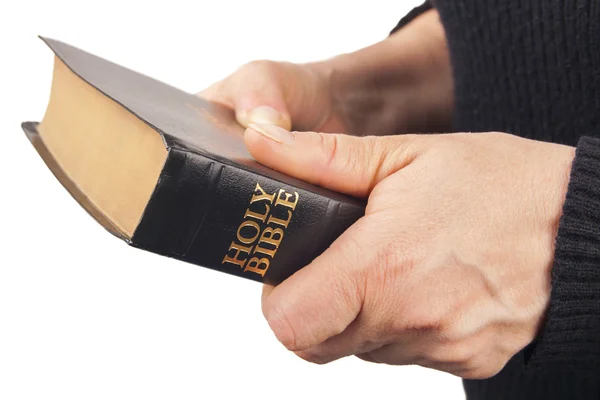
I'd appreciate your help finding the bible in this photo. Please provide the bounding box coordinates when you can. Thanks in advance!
[22,37,365,285]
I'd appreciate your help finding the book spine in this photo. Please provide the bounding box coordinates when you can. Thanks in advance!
[131,148,365,285]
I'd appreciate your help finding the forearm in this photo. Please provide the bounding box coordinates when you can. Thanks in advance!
[313,9,453,135]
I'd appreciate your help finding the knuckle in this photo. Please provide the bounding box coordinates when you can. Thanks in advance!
[459,368,486,380]
[459,360,504,380]
[238,59,279,76]
[263,302,304,351]
[331,134,370,173]
[309,132,347,189]
[315,133,377,195]
[429,342,475,365]
[457,353,507,380]
[436,313,468,343]
[318,132,341,170]
[296,349,331,365]
[398,297,466,343]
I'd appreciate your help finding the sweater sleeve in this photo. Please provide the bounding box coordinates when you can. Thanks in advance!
[389,2,433,35]
[527,136,600,369]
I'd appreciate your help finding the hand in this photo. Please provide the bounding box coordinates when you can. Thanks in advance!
[197,60,348,133]
[244,123,575,379]
[198,10,453,135]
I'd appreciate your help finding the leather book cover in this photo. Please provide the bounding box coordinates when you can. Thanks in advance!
[22,38,366,285]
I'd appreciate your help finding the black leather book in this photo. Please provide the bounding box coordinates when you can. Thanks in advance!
[22,38,365,285]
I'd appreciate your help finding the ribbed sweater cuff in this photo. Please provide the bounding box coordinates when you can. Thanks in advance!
[528,136,600,368]
[390,2,433,35]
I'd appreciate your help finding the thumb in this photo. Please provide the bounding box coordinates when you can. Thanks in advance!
[245,123,418,198]
[235,101,292,132]
[198,66,292,130]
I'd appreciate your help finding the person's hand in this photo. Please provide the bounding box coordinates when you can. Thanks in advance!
[197,60,348,133]
[198,10,453,135]
[244,123,576,379]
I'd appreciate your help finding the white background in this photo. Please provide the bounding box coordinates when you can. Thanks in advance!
[1,1,464,399]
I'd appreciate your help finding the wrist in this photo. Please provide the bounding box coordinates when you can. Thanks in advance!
[542,143,575,251]
[526,141,575,335]
[526,137,600,367]
[313,10,453,135]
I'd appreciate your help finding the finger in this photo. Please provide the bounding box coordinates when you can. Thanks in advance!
[296,313,424,365]
[358,329,506,379]
[245,123,422,198]
[197,63,292,130]
[261,219,372,352]
[355,352,378,363]
[360,342,423,366]
[293,317,380,364]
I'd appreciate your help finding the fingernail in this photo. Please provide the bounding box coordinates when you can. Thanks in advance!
[248,122,295,145]
[246,106,292,130]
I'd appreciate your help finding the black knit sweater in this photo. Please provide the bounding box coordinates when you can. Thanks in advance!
[393,2,600,399]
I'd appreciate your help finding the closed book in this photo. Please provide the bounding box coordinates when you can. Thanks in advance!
[22,37,365,285]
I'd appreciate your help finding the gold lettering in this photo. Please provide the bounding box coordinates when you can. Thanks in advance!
[267,210,293,228]
[250,183,276,205]
[244,204,270,223]
[253,227,285,257]
[244,257,270,277]
[275,189,299,210]
[236,220,261,244]
[222,242,252,268]
[259,227,284,248]
[254,244,277,258]
[222,182,301,277]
